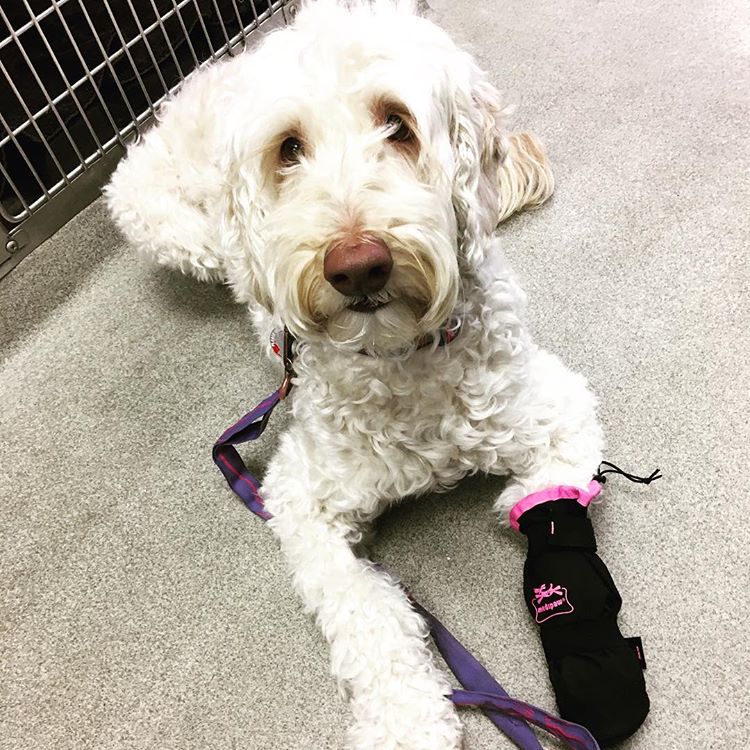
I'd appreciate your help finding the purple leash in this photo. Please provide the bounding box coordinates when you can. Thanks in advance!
[212,336,599,750]
[412,602,598,750]
[212,389,280,521]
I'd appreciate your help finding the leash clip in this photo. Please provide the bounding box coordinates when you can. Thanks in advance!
[279,326,296,399]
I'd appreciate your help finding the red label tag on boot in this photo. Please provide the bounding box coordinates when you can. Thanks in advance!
[626,636,647,670]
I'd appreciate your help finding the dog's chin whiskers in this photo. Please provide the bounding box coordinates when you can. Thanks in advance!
[345,291,392,313]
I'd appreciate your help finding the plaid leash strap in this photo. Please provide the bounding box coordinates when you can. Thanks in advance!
[213,384,600,750]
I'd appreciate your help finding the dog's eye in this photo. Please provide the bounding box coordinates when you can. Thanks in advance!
[280,137,304,164]
[385,114,413,143]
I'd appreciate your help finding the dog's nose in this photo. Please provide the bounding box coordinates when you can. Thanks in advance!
[324,238,393,297]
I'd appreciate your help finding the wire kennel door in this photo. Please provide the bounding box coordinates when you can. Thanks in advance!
[0,0,295,280]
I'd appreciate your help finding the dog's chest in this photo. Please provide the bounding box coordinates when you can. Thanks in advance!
[295,342,525,488]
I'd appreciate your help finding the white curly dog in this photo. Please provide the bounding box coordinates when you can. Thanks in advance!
[106,1,603,747]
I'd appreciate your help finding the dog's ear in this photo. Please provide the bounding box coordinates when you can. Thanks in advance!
[450,75,508,268]
[451,72,554,266]
[497,131,555,224]
[216,140,275,313]
[104,63,232,282]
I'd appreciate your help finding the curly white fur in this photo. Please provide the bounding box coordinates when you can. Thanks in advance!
[106,2,601,748]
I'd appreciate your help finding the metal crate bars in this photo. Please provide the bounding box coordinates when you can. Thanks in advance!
[0,0,294,279]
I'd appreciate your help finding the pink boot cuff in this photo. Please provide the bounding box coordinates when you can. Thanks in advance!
[509,480,603,532]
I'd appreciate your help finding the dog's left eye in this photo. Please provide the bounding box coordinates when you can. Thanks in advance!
[280,137,304,164]
[385,114,413,143]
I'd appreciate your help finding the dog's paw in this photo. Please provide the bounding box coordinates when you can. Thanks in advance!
[345,679,463,750]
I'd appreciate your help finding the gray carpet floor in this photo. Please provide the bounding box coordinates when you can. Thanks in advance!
[1,0,749,748]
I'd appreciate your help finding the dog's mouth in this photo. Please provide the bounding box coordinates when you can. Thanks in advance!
[347,298,391,314]
[323,295,434,353]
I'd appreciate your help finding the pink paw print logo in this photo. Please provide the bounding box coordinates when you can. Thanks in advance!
[531,583,575,624]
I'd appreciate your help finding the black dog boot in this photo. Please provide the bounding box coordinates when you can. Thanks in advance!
[513,482,650,747]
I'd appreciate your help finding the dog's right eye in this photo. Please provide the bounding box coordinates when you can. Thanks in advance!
[280,137,304,164]
[385,114,413,143]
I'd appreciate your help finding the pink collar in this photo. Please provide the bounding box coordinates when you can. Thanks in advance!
[270,316,463,359]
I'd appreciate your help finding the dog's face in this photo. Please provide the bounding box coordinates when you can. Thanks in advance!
[107,1,513,354]
[236,77,459,355]
[218,2,506,353]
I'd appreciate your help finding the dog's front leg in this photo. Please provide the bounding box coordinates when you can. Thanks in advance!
[493,347,604,516]
[262,427,462,750]
[489,348,650,744]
